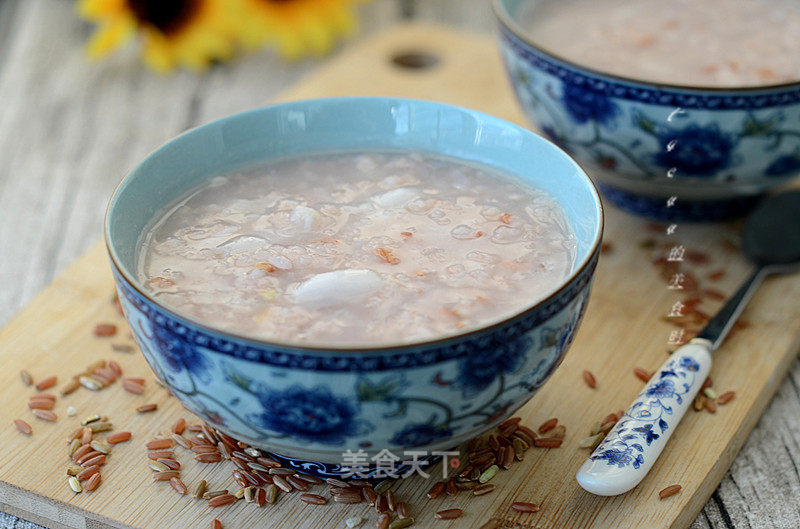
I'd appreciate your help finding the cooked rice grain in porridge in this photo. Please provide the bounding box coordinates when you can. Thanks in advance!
[137,152,576,346]
[521,0,800,87]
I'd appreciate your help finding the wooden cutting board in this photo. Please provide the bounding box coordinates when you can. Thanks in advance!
[1,24,799,529]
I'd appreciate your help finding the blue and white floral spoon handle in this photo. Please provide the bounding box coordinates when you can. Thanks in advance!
[576,339,712,496]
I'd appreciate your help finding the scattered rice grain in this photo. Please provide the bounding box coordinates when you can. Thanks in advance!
[208,493,237,507]
[435,508,463,520]
[107,431,131,444]
[203,489,228,500]
[478,465,499,484]
[194,479,208,499]
[148,461,170,472]
[79,376,102,391]
[170,477,188,494]
[94,324,117,337]
[32,409,57,422]
[718,391,735,405]
[376,513,391,529]
[659,484,682,499]
[511,501,539,513]
[146,438,173,450]
[35,376,57,391]
[76,465,100,481]
[90,440,111,454]
[14,419,32,435]
[85,472,102,492]
[172,418,186,435]
[20,370,33,386]
[538,418,557,433]
[299,493,327,505]
[152,470,180,481]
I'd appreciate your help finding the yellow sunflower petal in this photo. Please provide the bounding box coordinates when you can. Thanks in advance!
[237,0,365,60]
[141,36,176,73]
[77,0,126,19]
[86,16,135,59]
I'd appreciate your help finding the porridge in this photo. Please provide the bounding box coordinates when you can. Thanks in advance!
[137,152,576,346]
[520,0,800,87]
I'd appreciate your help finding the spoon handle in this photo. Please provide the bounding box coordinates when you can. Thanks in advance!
[576,339,712,496]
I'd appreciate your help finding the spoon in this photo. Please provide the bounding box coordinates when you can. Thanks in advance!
[576,190,800,496]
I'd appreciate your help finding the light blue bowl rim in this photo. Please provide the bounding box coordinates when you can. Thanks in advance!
[105,96,603,353]
[492,0,800,93]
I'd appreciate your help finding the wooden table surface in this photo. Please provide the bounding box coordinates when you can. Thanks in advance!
[0,1,798,528]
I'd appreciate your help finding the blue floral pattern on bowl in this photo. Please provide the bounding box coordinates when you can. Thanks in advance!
[494,0,800,220]
[114,252,596,478]
[105,97,603,479]
[589,355,700,470]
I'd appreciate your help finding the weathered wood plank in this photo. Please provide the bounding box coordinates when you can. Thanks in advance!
[0,1,799,528]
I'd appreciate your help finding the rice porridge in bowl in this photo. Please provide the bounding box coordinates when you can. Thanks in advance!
[106,98,602,476]
[520,0,800,87]
[138,152,576,346]
[494,0,800,221]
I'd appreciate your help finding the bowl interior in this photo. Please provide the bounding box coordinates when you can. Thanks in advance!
[494,0,800,92]
[106,97,602,343]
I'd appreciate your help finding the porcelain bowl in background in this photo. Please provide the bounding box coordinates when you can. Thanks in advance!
[105,97,603,478]
[493,0,800,221]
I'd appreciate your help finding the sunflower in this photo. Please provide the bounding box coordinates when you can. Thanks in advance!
[78,0,238,72]
[236,0,364,59]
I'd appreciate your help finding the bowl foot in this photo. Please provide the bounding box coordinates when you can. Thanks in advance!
[598,183,761,222]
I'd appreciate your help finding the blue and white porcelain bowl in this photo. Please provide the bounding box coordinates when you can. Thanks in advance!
[493,0,800,221]
[105,97,603,479]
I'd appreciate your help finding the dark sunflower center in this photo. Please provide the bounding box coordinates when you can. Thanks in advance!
[126,0,200,35]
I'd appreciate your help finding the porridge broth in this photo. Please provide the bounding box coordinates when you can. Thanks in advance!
[137,152,576,346]
[520,0,800,87]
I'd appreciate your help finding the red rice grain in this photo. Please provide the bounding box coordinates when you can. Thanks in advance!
[32,409,57,422]
[435,508,463,520]
[146,439,173,450]
[538,418,557,433]
[426,481,445,499]
[76,465,100,481]
[170,477,188,494]
[35,376,57,391]
[208,494,237,507]
[172,418,186,435]
[718,391,736,405]
[299,493,327,505]
[107,431,131,444]
[659,484,682,499]
[84,472,102,492]
[534,437,562,448]
[94,324,118,337]
[13,419,32,435]
[634,367,652,382]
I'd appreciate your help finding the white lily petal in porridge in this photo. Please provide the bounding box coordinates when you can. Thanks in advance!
[520,0,800,87]
[137,151,576,346]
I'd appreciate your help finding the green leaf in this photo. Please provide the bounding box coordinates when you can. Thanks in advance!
[742,114,779,136]
[356,378,400,402]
